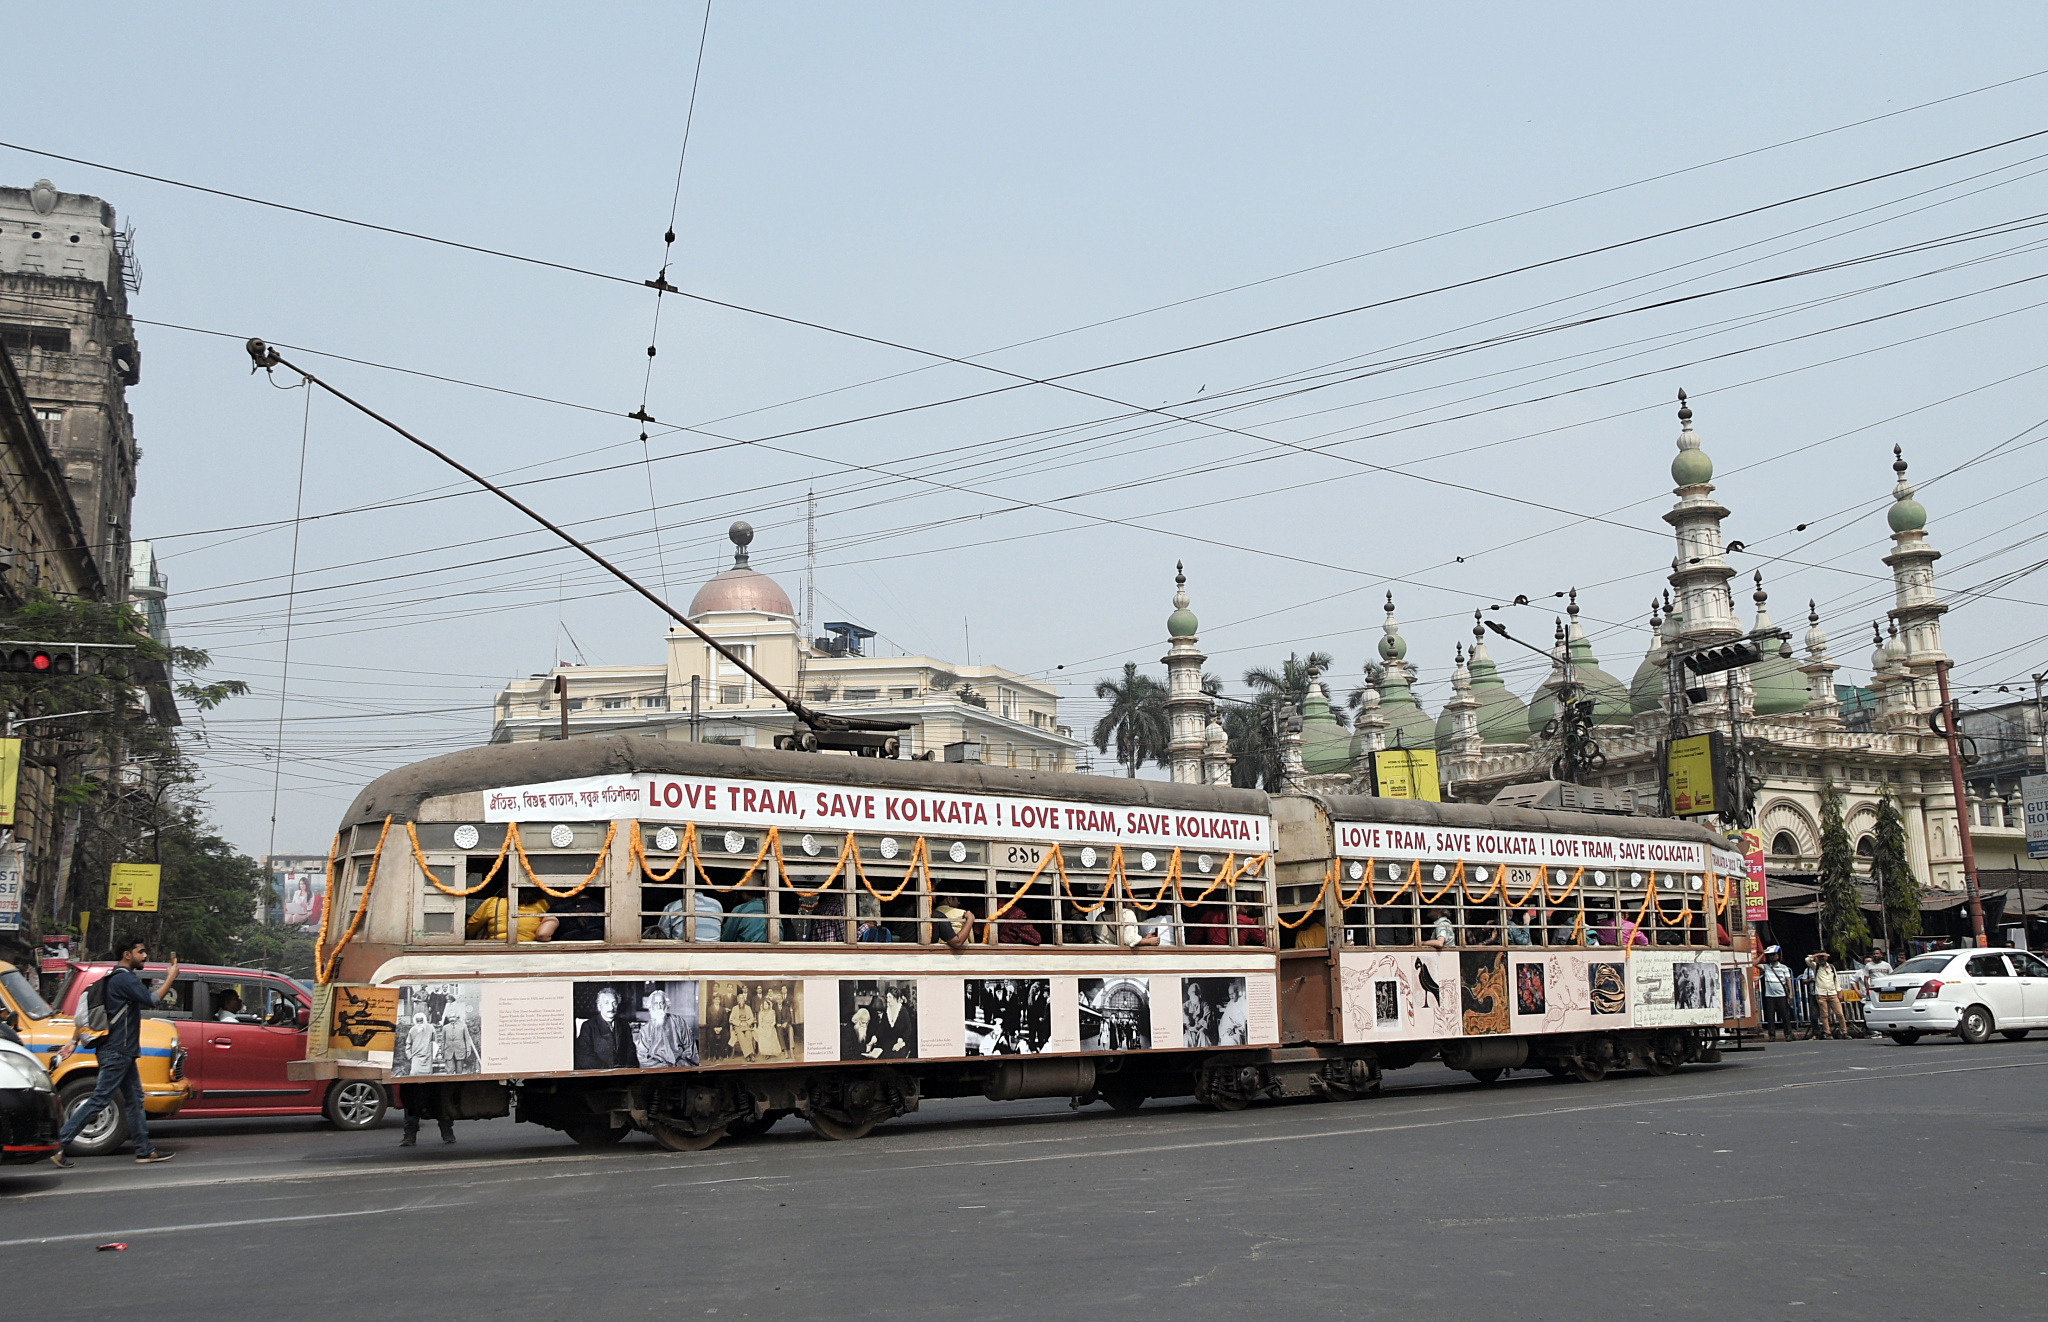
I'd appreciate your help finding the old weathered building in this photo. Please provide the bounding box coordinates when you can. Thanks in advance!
[0,178,141,601]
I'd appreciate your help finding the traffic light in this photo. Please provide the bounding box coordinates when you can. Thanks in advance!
[3,647,76,677]
[1683,640,1764,676]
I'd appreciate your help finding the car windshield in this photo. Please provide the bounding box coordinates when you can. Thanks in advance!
[1,969,55,1019]
[1893,954,1952,976]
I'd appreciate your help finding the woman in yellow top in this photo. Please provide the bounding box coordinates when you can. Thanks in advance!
[466,894,559,942]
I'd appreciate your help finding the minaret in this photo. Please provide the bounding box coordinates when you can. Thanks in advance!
[1798,600,1841,727]
[1161,562,1209,785]
[1203,706,1233,786]
[1663,390,1743,643]
[1443,642,1481,785]
[1882,445,1948,716]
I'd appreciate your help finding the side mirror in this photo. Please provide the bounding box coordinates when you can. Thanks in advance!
[295,1005,310,1029]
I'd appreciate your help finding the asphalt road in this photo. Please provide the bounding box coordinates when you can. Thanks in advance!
[4,1035,2043,1321]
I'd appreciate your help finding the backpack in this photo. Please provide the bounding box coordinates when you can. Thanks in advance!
[79,974,129,1041]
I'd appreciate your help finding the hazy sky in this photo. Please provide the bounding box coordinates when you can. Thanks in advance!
[6,3,2045,855]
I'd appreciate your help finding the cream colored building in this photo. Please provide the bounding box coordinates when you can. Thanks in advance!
[492,523,1082,769]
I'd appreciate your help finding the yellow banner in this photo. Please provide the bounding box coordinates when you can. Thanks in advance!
[108,862,162,913]
[1374,748,1441,802]
[0,737,18,826]
[1667,733,1717,817]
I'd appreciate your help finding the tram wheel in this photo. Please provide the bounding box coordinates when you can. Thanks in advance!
[1205,1093,1251,1112]
[1099,1084,1147,1113]
[564,1122,630,1147]
[728,1109,792,1139]
[1570,1060,1609,1083]
[1543,1064,1571,1079]
[648,1120,727,1152]
[1644,1056,1679,1077]
[807,1112,878,1141]
[1466,1068,1503,1085]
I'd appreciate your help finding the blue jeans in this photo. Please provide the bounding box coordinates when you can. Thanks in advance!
[58,1049,152,1155]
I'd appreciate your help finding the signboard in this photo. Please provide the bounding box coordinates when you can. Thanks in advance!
[38,937,71,975]
[1666,732,1723,817]
[1372,748,1441,802]
[108,861,162,913]
[0,737,20,827]
[1738,828,1768,923]
[2025,774,2048,860]
[483,772,1269,852]
[1333,819,1706,869]
[0,842,21,931]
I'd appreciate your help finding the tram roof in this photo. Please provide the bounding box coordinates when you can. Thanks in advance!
[339,737,1270,831]
[1292,792,1730,851]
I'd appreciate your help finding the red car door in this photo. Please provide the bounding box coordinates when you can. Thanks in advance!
[198,980,316,1109]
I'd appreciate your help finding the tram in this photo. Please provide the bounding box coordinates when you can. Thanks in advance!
[291,738,1756,1148]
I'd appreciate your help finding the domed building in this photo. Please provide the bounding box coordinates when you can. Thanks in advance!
[1355,594,1435,760]
[492,521,1081,769]
[1441,394,1976,902]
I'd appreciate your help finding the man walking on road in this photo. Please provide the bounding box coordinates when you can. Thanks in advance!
[50,936,179,1167]
[1758,948,1793,1041]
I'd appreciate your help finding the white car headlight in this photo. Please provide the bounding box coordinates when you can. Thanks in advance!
[0,1049,52,1091]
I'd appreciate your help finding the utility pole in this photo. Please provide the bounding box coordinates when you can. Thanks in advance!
[554,673,569,741]
[2035,671,2046,775]
[690,675,702,744]
[1935,660,1987,945]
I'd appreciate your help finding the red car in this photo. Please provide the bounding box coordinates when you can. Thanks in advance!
[53,962,389,1131]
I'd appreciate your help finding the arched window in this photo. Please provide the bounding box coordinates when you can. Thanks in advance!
[1856,836,1874,857]
[1770,831,1799,858]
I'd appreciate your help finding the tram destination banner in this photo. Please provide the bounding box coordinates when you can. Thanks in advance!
[1331,820,1706,870]
[483,771,1268,852]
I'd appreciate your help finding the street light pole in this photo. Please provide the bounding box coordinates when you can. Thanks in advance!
[1935,659,1987,945]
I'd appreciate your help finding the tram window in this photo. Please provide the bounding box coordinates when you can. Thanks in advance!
[930,865,989,947]
[989,880,1050,946]
[782,844,855,943]
[514,853,605,942]
[1057,848,1115,945]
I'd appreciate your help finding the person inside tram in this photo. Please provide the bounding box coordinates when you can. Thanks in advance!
[855,892,896,942]
[793,888,849,942]
[934,897,979,951]
[992,900,1043,946]
[1187,904,1265,946]
[549,889,606,942]
[1505,911,1534,946]
[722,897,771,942]
[467,889,558,942]
[658,890,723,941]
[1422,909,1456,949]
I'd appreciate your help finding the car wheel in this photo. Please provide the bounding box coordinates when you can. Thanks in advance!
[56,1076,127,1156]
[1888,1032,1921,1046]
[324,1080,388,1130]
[2000,1029,2031,1041]
[1958,1006,1993,1044]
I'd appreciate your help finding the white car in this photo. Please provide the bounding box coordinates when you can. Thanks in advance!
[1863,948,2048,1045]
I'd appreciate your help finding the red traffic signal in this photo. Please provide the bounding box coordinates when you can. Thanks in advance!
[5,648,75,676]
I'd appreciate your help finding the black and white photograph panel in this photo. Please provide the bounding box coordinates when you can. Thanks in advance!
[701,980,805,1065]
[633,980,699,1069]
[393,982,483,1079]
[1079,976,1152,1052]
[1181,976,1249,1048]
[572,981,644,1072]
[1672,961,1720,1011]
[840,978,918,1060]
[964,978,1053,1056]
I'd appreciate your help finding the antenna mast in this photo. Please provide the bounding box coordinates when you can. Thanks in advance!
[805,486,816,641]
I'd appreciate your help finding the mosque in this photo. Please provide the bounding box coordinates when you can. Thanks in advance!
[1161,394,2002,906]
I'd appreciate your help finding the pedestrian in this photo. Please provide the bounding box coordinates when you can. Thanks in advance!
[1757,946,1792,1042]
[1864,948,1893,977]
[50,936,179,1167]
[1810,951,1849,1039]
[400,1083,455,1146]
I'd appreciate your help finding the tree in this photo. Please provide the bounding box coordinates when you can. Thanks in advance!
[1871,788,1920,958]
[1243,652,1339,725]
[1224,652,1335,791]
[1816,781,1869,958]
[1092,663,1168,778]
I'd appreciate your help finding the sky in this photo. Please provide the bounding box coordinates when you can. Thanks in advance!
[5,3,2046,858]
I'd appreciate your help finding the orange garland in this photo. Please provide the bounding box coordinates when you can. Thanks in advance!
[315,816,392,985]
[406,821,511,897]
[508,820,618,898]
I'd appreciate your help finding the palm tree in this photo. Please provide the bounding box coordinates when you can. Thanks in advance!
[1226,652,1336,790]
[1092,663,1169,777]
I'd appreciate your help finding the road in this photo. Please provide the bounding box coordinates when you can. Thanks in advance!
[3,1035,2042,1320]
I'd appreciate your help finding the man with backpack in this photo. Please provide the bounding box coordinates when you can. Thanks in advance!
[50,936,180,1167]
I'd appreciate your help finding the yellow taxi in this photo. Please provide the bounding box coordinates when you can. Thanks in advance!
[0,960,189,1154]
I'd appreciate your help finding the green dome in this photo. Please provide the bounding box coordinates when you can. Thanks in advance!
[1887,498,1927,533]
[1466,641,1530,745]
[1750,652,1807,715]
[1365,670,1433,759]
[1672,447,1713,485]
[1629,653,1665,715]
[1300,678,1350,775]
[1166,562,1199,636]
[1530,610,1632,731]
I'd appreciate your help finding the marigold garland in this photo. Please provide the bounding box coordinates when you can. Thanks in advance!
[315,816,392,985]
